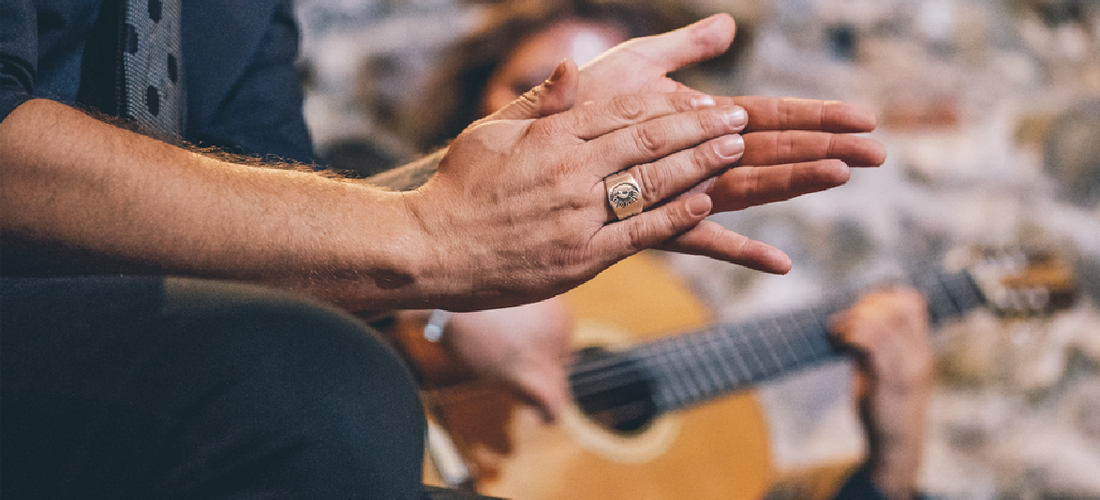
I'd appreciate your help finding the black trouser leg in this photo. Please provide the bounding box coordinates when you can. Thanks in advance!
[2,277,425,499]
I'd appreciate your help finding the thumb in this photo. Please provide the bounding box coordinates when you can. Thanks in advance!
[489,58,579,121]
[515,364,571,424]
[629,14,736,74]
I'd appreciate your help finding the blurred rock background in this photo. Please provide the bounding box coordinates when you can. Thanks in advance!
[294,0,1100,497]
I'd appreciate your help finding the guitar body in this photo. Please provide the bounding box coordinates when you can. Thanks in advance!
[410,247,1075,499]
[423,252,774,499]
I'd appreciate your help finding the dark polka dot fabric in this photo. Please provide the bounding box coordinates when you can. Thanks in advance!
[121,0,182,139]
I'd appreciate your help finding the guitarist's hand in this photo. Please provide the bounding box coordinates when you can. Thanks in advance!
[831,289,932,500]
[443,297,574,422]
[491,14,886,273]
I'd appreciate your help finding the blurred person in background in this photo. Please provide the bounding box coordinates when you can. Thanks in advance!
[398,1,931,498]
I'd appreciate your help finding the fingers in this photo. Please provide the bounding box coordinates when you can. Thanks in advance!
[604,14,737,76]
[656,220,793,274]
[616,134,744,215]
[596,194,793,275]
[547,92,723,141]
[577,103,746,176]
[710,159,851,213]
[741,130,887,167]
[725,96,878,133]
[490,59,580,122]
[594,193,713,258]
[516,368,570,424]
[830,289,931,366]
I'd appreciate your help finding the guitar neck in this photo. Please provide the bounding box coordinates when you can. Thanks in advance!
[570,268,986,417]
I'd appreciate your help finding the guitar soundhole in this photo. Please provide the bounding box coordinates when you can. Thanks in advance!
[571,347,658,434]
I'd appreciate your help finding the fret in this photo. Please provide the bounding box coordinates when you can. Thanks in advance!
[717,323,755,386]
[782,315,812,364]
[743,320,782,378]
[759,318,788,375]
[786,312,824,364]
[652,339,695,411]
[656,336,703,408]
[697,328,741,394]
[769,316,801,370]
[726,323,764,381]
[726,322,759,380]
[801,306,836,356]
[710,328,746,388]
[674,335,711,403]
[758,318,791,373]
[631,342,670,410]
[691,333,730,397]
[657,340,695,411]
[671,336,711,405]
[789,309,825,359]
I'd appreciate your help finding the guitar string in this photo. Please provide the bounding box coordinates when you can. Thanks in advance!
[682,327,726,397]
[570,302,838,402]
[568,269,983,404]
[570,309,834,402]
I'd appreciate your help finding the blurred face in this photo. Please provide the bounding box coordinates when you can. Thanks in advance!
[480,19,628,115]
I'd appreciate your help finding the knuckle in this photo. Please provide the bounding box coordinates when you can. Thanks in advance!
[779,98,794,129]
[825,133,840,159]
[609,94,647,121]
[776,130,796,162]
[630,164,668,205]
[624,219,652,253]
[672,92,708,112]
[632,123,668,155]
[531,114,567,140]
[695,141,723,172]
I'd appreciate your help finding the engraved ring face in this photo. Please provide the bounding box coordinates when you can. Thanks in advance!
[604,172,643,220]
[609,182,640,209]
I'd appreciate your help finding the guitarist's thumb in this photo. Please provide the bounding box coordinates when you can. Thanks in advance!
[441,297,575,424]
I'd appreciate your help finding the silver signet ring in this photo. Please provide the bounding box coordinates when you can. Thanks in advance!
[605,171,643,220]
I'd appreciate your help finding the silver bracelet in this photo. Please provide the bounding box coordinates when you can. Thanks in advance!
[423,309,451,342]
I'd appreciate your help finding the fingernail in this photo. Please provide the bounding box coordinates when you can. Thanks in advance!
[548,59,569,84]
[724,106,748,128]
[687,193,712,217]
[715,135,744,160]
[692,95,716,108]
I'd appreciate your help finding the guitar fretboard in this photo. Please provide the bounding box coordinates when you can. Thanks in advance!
[570,269,985,416]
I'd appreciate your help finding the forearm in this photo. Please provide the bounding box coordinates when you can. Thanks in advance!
[366,150,446,191]
[864,395,927,500]
[0,99,441,310]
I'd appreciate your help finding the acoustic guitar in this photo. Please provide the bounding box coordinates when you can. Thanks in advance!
[395,249,1074,499]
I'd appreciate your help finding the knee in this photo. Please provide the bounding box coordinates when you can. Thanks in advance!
[155,282,426,495]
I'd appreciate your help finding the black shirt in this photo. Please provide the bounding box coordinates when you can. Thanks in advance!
[0,0,315,162]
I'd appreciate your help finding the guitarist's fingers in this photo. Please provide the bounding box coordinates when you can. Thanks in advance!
[656,220,792,274]
[829,289,931,384]
[515,367,571,424]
